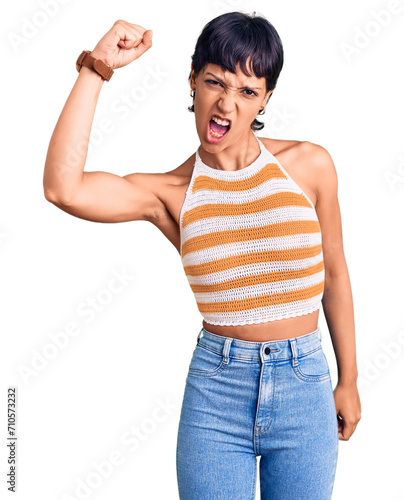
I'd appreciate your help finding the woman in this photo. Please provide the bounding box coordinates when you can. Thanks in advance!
[43,11,361,499]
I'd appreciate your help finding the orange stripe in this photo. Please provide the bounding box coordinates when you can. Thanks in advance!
[182,219,321,257]
[182,191,312,229]
[189,260,324,294]
[192,162,286,193]
[196,281,325,314]
[184,245,323,276]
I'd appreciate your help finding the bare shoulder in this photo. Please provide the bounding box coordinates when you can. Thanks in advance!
[258,136,335,170]
[258,137,338,203]
[258,136,301,156]
[297,140,339,200]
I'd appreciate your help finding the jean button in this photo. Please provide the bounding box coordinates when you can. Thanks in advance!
[264,347,271,355]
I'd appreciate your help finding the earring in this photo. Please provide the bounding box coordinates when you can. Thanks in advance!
[258,108,265,115]
[190,89,195,97]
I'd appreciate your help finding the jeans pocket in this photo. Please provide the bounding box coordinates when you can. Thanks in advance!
[292,346,331,382]
[188,343,227,378]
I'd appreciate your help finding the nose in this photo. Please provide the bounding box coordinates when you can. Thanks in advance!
[216,92,236,115]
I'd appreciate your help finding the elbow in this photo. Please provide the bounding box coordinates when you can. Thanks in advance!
[44,187,62,205]
[43,187,74,207]
[43,168,73,206]
[44,187,57,203]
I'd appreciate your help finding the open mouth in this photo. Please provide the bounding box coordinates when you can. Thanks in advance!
[207,115,231,140]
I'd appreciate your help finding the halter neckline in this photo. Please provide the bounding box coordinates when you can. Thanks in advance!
[195,136,268,175]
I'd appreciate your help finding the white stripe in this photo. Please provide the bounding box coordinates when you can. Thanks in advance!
[182,205,319,243]
[186,251,324,285]
[193,270,325,303]
[190,176,302,201]
[182,233,323,267]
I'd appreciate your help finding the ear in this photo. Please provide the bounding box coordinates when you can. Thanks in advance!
[190,63,196,90]
[262,88,275,107]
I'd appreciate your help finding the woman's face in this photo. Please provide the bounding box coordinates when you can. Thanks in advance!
[190,61,273,149]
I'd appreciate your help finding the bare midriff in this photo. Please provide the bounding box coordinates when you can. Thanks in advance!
[202,308,320,342]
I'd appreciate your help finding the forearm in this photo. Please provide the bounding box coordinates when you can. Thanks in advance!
[322,267,358,385]
[43,65,104,202]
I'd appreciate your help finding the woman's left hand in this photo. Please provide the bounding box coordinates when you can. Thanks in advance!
[333,382,361,440]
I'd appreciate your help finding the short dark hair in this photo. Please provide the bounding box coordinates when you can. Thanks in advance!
[188,11,284,131]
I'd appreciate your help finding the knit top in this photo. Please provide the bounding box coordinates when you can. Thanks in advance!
[179,137,324,326]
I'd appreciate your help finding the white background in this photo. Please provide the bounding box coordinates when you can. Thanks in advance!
[2,0,404,498]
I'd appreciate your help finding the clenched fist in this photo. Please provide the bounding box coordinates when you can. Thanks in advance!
[90,20,153,70]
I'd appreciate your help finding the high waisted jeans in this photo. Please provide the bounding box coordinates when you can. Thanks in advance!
[176,326,339,499]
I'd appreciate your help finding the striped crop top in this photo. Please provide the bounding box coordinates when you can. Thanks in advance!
[179,137,325,326]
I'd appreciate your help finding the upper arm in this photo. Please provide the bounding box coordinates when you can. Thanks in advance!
[306,142,347,277]
[46,170,165,223]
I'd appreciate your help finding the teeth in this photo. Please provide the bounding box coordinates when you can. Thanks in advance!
[211,116,230,126]
[209,128,225,138]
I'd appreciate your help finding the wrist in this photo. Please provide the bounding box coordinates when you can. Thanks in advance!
[76,50,114,82]
[77,65,105,85]
[90,50,113,69]
[337,371,358,387]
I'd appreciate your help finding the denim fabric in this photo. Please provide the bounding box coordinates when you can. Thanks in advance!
[176,326,339,499]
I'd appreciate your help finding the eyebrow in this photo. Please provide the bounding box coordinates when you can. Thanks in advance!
[205,72,262,90]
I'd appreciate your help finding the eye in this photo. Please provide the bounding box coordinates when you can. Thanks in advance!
[242,89,257,97]
[206,79,221,86]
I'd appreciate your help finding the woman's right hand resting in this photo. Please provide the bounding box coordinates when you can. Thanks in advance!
[90,20,153,69]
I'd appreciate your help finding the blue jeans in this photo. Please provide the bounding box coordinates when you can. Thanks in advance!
[176,326,339,499]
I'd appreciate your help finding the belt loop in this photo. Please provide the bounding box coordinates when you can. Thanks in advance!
[197,328,203,344]
[222,337,232,364]
[318,328,322,341]
[289,338,298,367]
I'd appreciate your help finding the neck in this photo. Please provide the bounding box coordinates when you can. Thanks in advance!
[198,133,261,172]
